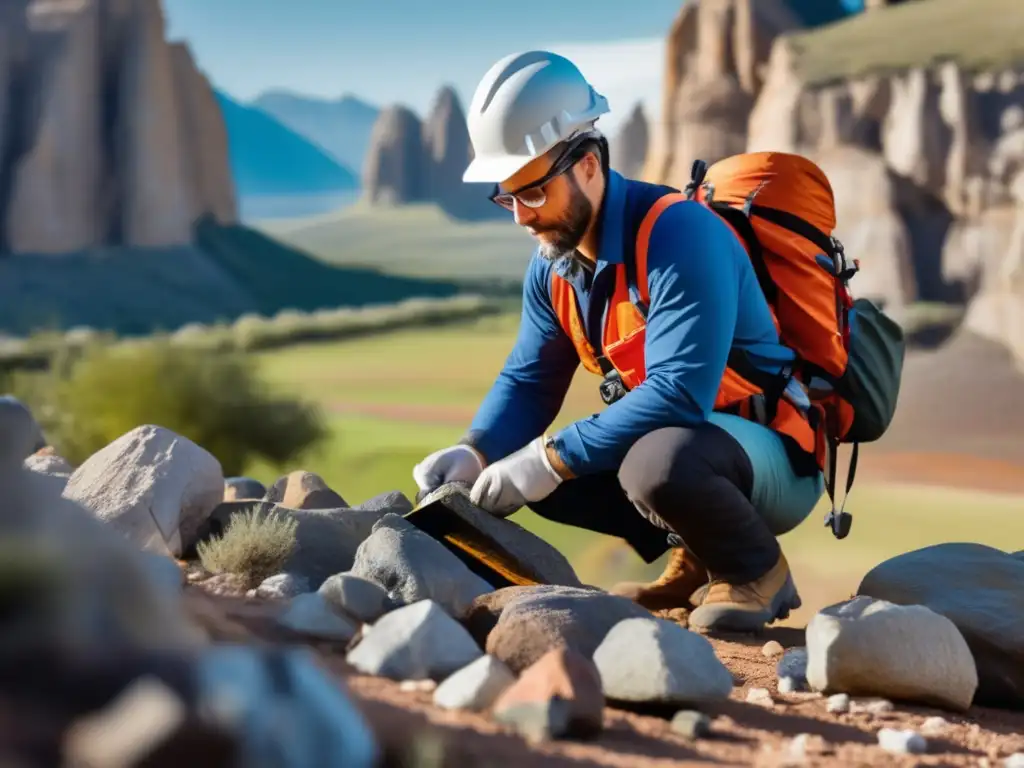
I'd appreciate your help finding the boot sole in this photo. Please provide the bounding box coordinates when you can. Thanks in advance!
[687,575,802,634]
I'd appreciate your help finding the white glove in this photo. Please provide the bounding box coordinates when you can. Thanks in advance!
[470,436,563,517]
[412,444,485,495]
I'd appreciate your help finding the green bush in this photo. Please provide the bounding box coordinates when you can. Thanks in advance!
[196,506,298,588]
[12,339,328,476]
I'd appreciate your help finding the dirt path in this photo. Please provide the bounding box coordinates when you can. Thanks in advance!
[188,591,1024,767]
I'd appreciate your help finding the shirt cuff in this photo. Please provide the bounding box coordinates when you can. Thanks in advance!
[551,424,591,477]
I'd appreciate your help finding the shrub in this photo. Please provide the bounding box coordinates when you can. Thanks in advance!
[12,338,328,476]
[196,506,299,588]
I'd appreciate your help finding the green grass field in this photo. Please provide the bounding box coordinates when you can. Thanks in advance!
[247,311,1024,622]
[787,0,1024,86]
[253,202,535,282]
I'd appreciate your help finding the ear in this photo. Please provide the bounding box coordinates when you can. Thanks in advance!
[578,151,600,183]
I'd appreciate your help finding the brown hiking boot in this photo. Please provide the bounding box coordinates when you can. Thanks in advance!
[609,547,709,612]
[687,553,801,633]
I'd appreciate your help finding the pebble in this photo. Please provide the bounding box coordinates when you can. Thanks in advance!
[1004,754,1024,768]
[878,728,927,755]
[851,698,894,715]
[785,733,828,762]
[762,640,785,658]
[671,710,711,740]
[494,698,571,744]
[746,687,774,708]
[826,693,850,713]
[920,716,949,735]
[399,679,437,693]
[778,676,798,694]
[433,656,516,712]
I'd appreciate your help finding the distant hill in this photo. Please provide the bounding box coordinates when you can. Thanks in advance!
[214,90,358,198]
[252,91,381,175]
[0,217,462,338]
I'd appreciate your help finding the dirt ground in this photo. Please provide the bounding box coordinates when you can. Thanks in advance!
[187,590,1024,768]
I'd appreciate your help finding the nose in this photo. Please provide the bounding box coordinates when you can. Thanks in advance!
[512,198,537,226]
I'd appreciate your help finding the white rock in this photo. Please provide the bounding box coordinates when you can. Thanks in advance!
[140,552,184,598]
[398,679,437,693]
[877,727,927,755]
[257,573,310,600]
[850,698,894,715]
[277,593,358,642]
[805,596,978,712]
[1004,753,1024,768]
[762,640,784,658]
[62,425,223,557]
[592,617,734,705]
[778,677,798,694]
[319,572,392,623]
[346,600,483,681]
[746,687,774,708]
[433,655,516,712]
[826,693,850,713]
[920,716,948,735]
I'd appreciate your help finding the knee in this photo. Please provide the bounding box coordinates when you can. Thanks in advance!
[618,427,712,510]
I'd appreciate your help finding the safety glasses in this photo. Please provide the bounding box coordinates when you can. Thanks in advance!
[489,131,598,211]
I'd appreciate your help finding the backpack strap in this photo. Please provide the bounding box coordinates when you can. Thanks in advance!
[626,188,792,424]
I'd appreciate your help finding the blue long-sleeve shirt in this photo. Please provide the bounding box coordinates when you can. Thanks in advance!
[463,170,796,476]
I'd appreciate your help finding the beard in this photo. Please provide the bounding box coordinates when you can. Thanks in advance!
[532,176,593,272]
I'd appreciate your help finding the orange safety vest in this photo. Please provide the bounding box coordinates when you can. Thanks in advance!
[549,193,819,464]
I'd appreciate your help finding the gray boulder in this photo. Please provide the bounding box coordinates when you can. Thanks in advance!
[462,584,652,674]
[346,599,483,680]
[197,501,387,589]
[593,617,734,705]
[277,593,359,642]
[62,425,223,557]
[858,542,1024,709]
[195,646,378,767]
[224,476,266,501]
[319,572,393,623]
[256,572,310,599]
[0,395,46,464]
[806,595,978,712]
[351,514,493,616]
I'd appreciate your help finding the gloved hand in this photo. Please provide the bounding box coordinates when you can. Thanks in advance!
[470,436,564,517]
[412,444,485,495]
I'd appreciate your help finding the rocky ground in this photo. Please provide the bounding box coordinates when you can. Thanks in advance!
[189,589,1024,767]
[3,396,1024,767]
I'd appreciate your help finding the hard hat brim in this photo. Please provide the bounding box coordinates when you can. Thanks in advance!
[462,153,538,185]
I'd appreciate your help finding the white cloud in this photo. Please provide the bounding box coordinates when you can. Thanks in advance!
[542,37,665,137]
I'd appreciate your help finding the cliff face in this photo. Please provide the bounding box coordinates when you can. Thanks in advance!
[610,103,650,178]
[0,0,235,255]
[646,0,1024,366]
[642,0,805,185]
[362,86,501,221]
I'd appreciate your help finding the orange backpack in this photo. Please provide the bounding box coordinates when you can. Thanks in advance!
[636,152,906,539]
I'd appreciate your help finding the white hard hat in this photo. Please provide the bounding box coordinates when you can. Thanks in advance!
[462,50,610,184]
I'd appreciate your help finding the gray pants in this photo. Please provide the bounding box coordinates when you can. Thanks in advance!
[527,413,824,584]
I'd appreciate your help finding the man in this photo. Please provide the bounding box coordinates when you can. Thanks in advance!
[412,51,825,632]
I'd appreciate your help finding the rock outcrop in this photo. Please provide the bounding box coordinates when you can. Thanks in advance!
[609,103,649,178]
[642,0,805,186]
[643,0,1024,363]
[0,0,236,254]
[362,85,498,221]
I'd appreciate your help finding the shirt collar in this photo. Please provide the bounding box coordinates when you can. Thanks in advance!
[596,169,627,265]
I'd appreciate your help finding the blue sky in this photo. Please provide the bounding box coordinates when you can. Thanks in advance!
[164,0,864,122]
